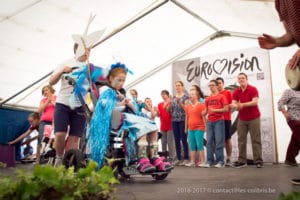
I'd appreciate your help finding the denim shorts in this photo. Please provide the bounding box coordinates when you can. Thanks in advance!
[54,103,86,137]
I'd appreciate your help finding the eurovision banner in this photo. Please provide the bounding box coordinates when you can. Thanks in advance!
[172,47,276,163]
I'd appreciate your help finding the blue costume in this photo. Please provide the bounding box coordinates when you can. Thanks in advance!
[68,63,171,172]
[88,85,158,167]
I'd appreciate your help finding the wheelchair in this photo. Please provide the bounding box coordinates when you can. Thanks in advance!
[62,76,173,180]
[63,112,173,180]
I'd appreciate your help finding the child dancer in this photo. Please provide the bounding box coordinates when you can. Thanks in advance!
[89,63,172,173]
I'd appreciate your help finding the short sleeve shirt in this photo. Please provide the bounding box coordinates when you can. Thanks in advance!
[158,102,172,131]
[219,89,232,121]
[205,93,228,122]
[232,84,261,121]
[185,103,206,131]
[54,58,87,106]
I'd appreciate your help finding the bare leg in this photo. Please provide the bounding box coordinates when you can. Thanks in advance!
[54,132,67,157]
[225,139,232,160]
[35,144,41,164]
[65,136,80,151]
[199,150,205,163]
[190,151,196,163]
[54,132,67,167]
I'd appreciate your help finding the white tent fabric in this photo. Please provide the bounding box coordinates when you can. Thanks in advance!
[0,0,299,162]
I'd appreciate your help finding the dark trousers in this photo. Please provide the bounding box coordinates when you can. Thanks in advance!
[172,121,189,160]
[286,120,300,163]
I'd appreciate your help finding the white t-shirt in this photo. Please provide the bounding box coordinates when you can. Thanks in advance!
[54,58,87,106]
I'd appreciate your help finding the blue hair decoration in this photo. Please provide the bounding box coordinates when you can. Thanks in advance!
[110,62,133,75]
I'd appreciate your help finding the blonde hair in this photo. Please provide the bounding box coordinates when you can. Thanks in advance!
[42,85,55,95]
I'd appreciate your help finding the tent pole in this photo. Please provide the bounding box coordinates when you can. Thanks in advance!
[170,0,218,32]
[222,30,260,39]
[125,29,261,89]
[0,0,42,23]
[92,0,169,49]
[126,32,222,89]
[0,71,53,106]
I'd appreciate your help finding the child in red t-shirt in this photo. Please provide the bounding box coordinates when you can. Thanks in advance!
[203,80,228,168]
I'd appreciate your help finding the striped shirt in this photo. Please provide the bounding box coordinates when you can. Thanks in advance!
[277,89,300,121]
[275,0,300,46]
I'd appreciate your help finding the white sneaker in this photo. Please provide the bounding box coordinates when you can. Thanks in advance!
[173,160,182,166]
[54,157,63,167]
[225,158,231,166]
[185,161,195,167]
[180,160,189,166]
[198,163,210,168]
[214,163,224,168]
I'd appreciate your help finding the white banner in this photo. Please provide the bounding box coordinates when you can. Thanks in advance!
[172,47,276,163]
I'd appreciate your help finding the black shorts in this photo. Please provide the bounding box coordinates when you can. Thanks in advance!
[54,103,86,137]
[224,120,232,140]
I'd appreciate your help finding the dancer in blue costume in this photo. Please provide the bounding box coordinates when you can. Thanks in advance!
[88,63,172,173]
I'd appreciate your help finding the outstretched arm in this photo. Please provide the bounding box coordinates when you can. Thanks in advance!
[258,21,295,49]
[8,129,33,145]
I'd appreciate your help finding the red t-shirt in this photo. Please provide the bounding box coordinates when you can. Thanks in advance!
[185,103,206,131]
[232,84,261,121]
[205,94,228,122]
[157,102,172,131]
[219,89,232,121]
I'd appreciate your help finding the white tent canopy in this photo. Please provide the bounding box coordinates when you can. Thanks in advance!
[0,0,299,162]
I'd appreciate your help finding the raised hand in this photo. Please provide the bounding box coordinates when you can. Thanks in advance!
[288,49,300,70]
[258,33,277,49]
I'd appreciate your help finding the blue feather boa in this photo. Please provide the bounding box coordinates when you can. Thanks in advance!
[88,87,117,167]
[63,64,104,109]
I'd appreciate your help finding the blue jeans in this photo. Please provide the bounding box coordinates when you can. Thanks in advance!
[172,121,189,160]
[206,120,225,165]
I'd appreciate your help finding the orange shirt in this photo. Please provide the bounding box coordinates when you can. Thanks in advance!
[185,103,206,131]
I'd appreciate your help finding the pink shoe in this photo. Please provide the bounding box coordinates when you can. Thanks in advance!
[151,156,173,172]
[137,158,156,173]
